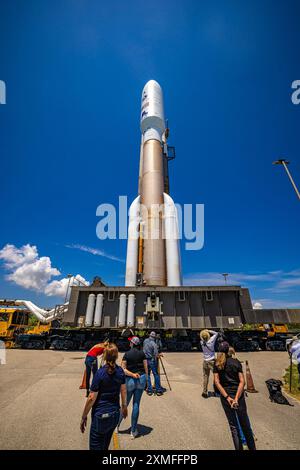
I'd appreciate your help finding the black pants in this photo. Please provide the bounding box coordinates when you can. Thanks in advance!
[220,394,256,450]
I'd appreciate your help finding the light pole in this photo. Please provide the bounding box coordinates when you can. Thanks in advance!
[221,273,229,285]
[273,159,300,200]
[64,274,73,303]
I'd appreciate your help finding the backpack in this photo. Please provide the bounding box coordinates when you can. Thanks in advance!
[265,379,293,406]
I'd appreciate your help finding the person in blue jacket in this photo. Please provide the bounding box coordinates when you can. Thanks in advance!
[80,343,128,450]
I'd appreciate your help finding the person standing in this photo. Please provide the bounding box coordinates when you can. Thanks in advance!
[289,336,300,389]
[213,341,256,451]
[119,336,148,438]
[84,341,108,396]
[143,331,164,396]
[80,343,128,450]
[200,329,218,398]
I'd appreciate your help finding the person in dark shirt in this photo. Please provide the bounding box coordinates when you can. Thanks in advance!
[80,343,128,450]
[213,341,256,451]
[119,336,148,439]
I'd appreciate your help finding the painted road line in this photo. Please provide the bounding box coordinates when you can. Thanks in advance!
[112,431,120,450]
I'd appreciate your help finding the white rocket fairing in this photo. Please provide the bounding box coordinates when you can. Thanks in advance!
[125,80,182,287]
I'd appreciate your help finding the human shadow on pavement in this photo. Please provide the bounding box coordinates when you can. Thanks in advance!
[118,424,153,438]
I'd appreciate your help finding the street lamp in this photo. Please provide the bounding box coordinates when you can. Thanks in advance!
[221,273,229,285]
[64,274,73,303]
[273,159,300,200]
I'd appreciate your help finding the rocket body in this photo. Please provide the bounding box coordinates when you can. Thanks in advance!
[125,80,181,287]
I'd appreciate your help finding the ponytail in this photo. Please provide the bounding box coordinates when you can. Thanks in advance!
[103,343,118,374]
[215,352,227,370]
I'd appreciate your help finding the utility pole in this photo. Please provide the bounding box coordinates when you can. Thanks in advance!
[273,159,300,200]
[221,273,229,285]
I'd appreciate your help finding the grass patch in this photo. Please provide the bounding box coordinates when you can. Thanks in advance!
[283,363,300,400]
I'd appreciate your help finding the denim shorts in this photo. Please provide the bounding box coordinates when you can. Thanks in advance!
[126,374,147,392]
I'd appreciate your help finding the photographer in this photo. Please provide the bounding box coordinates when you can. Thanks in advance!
[213,341,256,451]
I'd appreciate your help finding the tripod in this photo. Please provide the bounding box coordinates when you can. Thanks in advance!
[159,356,172,391]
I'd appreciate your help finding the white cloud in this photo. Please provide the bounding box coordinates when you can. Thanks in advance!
[252,298,300,309]
[253,302,263,310]
[0,244,88,298]
[183,269,300,293]
[0,243,39,268]
[45,274,89,297]
[66,243,124,263]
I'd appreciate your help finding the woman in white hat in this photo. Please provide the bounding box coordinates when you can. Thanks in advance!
[200,329,219,398]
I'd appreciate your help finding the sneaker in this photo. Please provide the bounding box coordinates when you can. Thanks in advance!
[147,391,153,396]
[131,429,139,439]
[156,391,164,396]
[202,392,208,399]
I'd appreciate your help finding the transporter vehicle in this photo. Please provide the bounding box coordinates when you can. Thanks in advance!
[0,306,51,348]
[256,323,289,351]
[6,282,299,352]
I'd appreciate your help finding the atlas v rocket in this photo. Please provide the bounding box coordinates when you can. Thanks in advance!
[125,80,182,287]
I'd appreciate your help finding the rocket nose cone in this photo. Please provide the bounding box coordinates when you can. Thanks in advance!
[145,79,161,87]
[142,80,162,95]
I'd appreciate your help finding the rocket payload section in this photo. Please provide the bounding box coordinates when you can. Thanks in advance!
[125,80,182,287]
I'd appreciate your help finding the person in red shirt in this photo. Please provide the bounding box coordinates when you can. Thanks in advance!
[85,341,108,396]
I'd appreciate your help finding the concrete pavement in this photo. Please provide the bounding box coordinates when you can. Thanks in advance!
[0,350,299,450]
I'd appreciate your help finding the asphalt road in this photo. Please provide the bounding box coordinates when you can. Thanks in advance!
[0,350,299,450]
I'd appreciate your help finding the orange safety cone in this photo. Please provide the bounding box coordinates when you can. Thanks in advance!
[245,360,258,393]
[79,369,87,390]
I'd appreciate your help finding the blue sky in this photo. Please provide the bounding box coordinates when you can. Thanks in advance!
[0,0,299,308]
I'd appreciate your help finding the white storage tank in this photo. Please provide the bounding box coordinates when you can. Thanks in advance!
[127,294,135,327]
[118,294,127,327]
[85,294,96,327]
[93,293,104,327]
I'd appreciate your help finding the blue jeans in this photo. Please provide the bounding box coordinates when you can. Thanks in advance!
[147,359,163,393]
[85,356,98,392]
[89,409,120,450]
[119,374,146,433]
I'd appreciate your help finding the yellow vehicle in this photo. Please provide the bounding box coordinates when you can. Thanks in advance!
[0,308,51,348]
[0,308,29,348]
[257,323,288,337]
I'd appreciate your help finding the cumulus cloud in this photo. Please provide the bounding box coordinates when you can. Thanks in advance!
[45,274,89,297]
[253,302,263,310]
[0,244,39,269]
[0,244,88,297]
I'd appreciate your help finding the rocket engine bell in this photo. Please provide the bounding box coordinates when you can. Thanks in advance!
[125,80,182,288]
